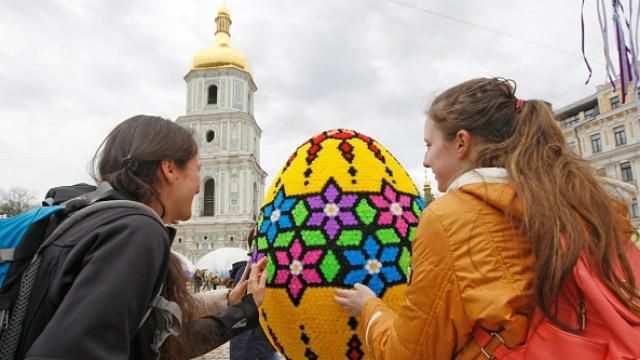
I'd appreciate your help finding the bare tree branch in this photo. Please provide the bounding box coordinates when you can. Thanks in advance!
[0,187,35,216]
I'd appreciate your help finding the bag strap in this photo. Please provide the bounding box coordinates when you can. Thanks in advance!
[149,291,183,354]
[0,249,15,264]
[472,327,509,360]
[58,182,115,212]
[138,283,163,331]
[136,281,183,333]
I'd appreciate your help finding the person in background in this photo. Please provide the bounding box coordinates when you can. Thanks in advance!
[229,230,279,360]
[193,269,205,293]
[211,273,219,290]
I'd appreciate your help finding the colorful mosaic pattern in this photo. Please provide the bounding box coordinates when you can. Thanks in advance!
[255,180,422,305]
[255,129,425,360]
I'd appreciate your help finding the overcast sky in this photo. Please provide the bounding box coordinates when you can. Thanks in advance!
[0,0,614,200]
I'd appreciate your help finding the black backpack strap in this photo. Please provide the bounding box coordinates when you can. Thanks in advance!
[138,283,164,330]
[149,289,182,354]
[59,182,114,213]
[137,273,184,355]
[0,199,163,359]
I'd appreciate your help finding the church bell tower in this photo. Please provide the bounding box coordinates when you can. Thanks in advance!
[174,4,267,262]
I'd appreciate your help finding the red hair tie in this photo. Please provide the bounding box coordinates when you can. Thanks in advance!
[515,99,525,112]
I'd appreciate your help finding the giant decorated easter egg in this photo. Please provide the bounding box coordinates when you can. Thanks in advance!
[252,129,425,359]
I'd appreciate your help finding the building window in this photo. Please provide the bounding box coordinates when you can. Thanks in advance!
[206,130,215,143]
[584,106,599,120]
[590,133,602,153]
[621,161,634,182]
[614,125,627,146]
[632,198,639,218]
[563,114,580,128]
[204,179,215,216]
[611,95,620,110]
[233,80,244,109]
[207,85,218,105]
[568,141,578,154]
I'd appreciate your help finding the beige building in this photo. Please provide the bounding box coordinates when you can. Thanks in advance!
[555,80,640,227]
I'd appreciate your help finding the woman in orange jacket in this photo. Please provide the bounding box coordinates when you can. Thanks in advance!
[335,78,640,359]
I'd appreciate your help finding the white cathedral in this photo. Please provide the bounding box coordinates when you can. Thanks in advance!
[172,5,267,265]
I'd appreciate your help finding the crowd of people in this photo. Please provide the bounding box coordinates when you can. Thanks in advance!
[191,269,227,293]
[2,77,638,359]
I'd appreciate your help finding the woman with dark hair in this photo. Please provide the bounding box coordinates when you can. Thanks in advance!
[335,78,640,358]
[19,115,267,359]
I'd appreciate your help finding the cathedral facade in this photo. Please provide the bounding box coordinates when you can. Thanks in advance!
[172,5,267,264]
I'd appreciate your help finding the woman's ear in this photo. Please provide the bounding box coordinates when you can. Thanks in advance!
[158,160,179,185]
[455,129,473,160]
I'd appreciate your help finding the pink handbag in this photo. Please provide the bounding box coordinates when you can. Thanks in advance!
[473,241,640,360]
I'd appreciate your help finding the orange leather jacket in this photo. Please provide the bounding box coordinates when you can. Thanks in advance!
[360,168,635,359]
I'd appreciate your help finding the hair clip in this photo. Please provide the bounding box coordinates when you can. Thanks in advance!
[515,99,525,112]
[120,155,139,172]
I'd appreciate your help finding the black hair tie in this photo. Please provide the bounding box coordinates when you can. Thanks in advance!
[121,155,139,172]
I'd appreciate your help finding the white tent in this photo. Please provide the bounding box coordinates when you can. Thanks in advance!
[195,247,248,278]
[172,250,196,276]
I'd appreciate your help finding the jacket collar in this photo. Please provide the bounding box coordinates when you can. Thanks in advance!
[446,167,509,193]
[446,168,637,207]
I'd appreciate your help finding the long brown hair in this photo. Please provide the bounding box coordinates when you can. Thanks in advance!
[428,78,640,331]
[92,115,200,358]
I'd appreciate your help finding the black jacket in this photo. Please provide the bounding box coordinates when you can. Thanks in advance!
[19,185,259,360]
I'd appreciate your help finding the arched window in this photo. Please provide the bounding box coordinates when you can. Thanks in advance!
[206,130,215,143]
[207,85,218,105]
[204,179,215,216]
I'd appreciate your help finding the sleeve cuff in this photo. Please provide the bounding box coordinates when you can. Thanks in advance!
[212,293,259,337]
[192,289,229,318]
[362,297,385,321]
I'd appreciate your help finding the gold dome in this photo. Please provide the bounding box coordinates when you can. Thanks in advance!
[192,5,251,72]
